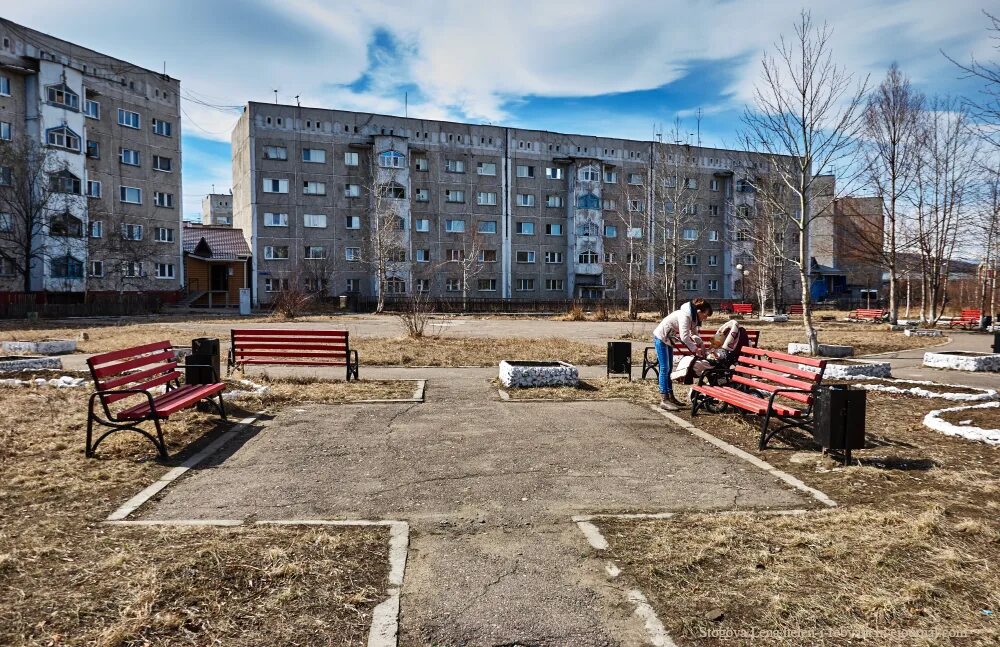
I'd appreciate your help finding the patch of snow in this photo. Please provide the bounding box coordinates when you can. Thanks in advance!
[923,402,1000,445]
[832,376,998,402]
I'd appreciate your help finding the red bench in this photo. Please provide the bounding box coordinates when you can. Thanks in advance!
[849,308,886,323]
[228,329,360,380]
[948,309,982,329]
[690,347,826,449]
[642,329,761,380]
[788,304,804,316]
[732,303,753,316]
[86,340,226,458]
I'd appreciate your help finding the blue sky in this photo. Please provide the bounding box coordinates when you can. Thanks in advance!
[3,0,995,220]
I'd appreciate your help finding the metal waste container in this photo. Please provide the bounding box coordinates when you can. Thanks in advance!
[239,288,251,316]
[812,384,866,463]
[607,341,632,380]
[992,329,1000,354]
[186,337,221,384]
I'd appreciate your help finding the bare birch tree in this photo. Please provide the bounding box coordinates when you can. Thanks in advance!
[740,10,869,353]
[944,11,1000,151]
[603,172,653,318]
[360,159,407,313]
[651,136,701,311]
[976,163,1000,321]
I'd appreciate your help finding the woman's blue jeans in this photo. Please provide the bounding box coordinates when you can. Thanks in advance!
[654,337,673,396]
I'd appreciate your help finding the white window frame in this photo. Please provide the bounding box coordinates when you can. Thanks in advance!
[344,184,360,197]
[545,279,565,291]
[709,230,720,241]
[344,151,359,166]
[0,121,10,141]
[303,213,327,228]
[121,223,143,240]
[415,188,429,202]
[477,191,497,206]
[445,189,465,203]
[445,159,465,173]
[303,148,327,163]
[544,251,563,264]
[546,195,564,208]
[477,162,496,176]
[415,219,430,232]
[515,221,534,235]
[416,249,431,263]
[708,254,719,267]
[86,180,102,198]
[345,215,361,229]
[682,228,698,241]
[345,247,361,262]
[707,279,719,292]
[545,223,563,236]
[604,225,617,238]
[264,245,289,260]
[89,260,104,277]
[478,221,497,234]
[154,227,174,242]
[304,245,327,260]
[119,148,140,166]
[683,254,698,266]
[516,193,535,207]
[545,167,564,180]
[515,278,535,291]
[303,181,326,195]
[152,118,172,136]
[579,167,600,182]
[515,250,536,264]
[119,186,142,204]
[264,212,289,227]
[155,263,175,279]
[0,76,10,97]
[117,108,140,129]
[682,279,698,291]
[152,155,172,172]
[477,278,497,292]
[263,178,289,194]
[89,220,103,238]
[153,191,174,208]
[445,219,465,233]
[264,145,288,160]
[516,165,534,178]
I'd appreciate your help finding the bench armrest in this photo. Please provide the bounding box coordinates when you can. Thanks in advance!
[766,387,811,409]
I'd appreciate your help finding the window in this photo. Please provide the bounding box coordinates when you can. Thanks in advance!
[264,145,287,160]
[416,249,431,263]
[516,250,536,263]
[446,159,465,173]
[445,219,465,233]
[264,212,289,227]
[477,191,496,206]
[345,247,361,261]
[603,169,617,184]
[544,251,563,264]
[478,220,497,234]
[305,246,326,259]
[477,162,496,176]
[0,76,10,96]
[682,228,698,240]
[89,220,103,238]
[445,278,461,292]
[46,84,79,111]
[155,263,175,279]
[479,249,497,263]
[516,165,534,178]
[44,126,80,152]
[304,214,327,228]
[345,215,360,229]
[121,223,143,240]
[629,199,644,212]
[414,156,429,171]
[709,230,720,242]
[684,177,697,189]
[604,224,617,238]
[545,279,564,291]
[604,252,615,263]
[378,150,404,168]
[516,193,535,207]
[478,279,497,292]
[579,166,600,182]
[736,179,753,193]
[516,278,535,291]
[303,148,327,163]
[446,249,464,262]
[415,278,430,293]
[545,223,563,236]
[577,193,599,209]
[263,178,289,193]
[627,227,643,239]
[89,260,104,277]
[683,204,698,215]
[379,183,404,199]
[415,218,430,232]
[415,188,429,202]
[52,171,82,195]
[150,191,172,208]
[602,198,616,211]
[577,222,599,237]
[545,195,564,208]
[578,251,599,264]
[683,279,698,291]
[51,255,84,279]
[707,279,719,292]
[628,172,644,185]
[153,155,172,172]
[0,121,9,141]
[264,245,289,260]
[445,189,465,203]
[303,181,326,195]
[264,278,290,292]
[344,151,359,166]
[736,229,750,242]
[344,184,360,197]
[708,254,719,267]
[86,180,101,198]
[683,254,698,266]
[119,148,140,166]
[545,167,564,180]
[152,118,172,136]
[0,166,13,186]
[515,221,534,235]
[155,227,174,242]
[117,108,140,128]
[49,213,84,237]
[85,139,99,158]
[709,179,719,192]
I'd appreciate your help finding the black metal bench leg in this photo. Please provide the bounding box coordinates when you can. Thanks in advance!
[153,417,168,458]
[86,410,96,457]
[758,411,772,449]
[216,392,227,421]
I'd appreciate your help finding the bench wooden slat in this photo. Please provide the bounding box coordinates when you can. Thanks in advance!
[102,372,182,405]
[234,342,349,351]
[88,340,172,368]
[117,383,225,420]
[233,329,349,338]
[98,363,177,391]
[233,349,348,359]
[90,350,176,380]
[729,374,814,404]
[741,345,826,368]
[737,355,819,380]
[239,359,350,366]
[732,365,818,393]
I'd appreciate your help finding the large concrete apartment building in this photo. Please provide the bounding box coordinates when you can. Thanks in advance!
[0,19,182,296]
[233,102,810,307]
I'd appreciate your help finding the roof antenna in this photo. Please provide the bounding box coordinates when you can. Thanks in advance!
[404,91,408,118]
[696,108,702,147]
[273,89,278,104]
[295,94,300,107]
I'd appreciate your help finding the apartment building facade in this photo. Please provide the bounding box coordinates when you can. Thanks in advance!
[0,19,182,295]
[233,102,804,306]
[201,193,233,226]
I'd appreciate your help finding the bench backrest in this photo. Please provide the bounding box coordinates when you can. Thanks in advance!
[854,308,884,317]
[960,309,982,319]
[87,340,180,405]
[231,329,350,362]
[672,329,760,354]
[789,304,804,314]
[730,347,826,405]
[732,303,753,314]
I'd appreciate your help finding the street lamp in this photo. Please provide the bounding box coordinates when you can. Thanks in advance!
[735,264,750,302]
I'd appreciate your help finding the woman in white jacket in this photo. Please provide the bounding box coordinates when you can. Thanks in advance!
[652,298,713,410]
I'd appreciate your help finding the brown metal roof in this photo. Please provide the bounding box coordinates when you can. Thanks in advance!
[182,223,251,260]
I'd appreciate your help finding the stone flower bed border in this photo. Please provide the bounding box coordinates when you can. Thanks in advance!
[835,376,998,402]
[923,402,1000,445]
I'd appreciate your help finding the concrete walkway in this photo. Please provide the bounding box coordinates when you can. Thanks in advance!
[865,331,998,389]
[142,367,809,645]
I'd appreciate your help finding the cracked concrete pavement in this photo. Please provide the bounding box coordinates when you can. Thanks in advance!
[143,367,812,645]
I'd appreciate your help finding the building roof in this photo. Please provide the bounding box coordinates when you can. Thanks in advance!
[182,223,251,260]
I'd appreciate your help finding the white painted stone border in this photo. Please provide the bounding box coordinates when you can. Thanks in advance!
[923,401,1000,445]
[832,376,998,402]
[923,350,1000,372]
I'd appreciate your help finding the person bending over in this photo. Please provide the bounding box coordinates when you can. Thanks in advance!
[651,298,713,410]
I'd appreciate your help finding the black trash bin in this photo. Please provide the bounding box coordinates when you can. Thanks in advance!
[607,341,632,380]
[812,384,866,464]
[992,329,1000,354]
[186,337,221,385]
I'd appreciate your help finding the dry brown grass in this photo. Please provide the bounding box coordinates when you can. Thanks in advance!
[939,407,1000,430]
[353,335,605,366]
[0,385,392,645]
[229,374,417,411]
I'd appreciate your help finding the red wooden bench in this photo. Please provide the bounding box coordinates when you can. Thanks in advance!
[948,309,982,329]
[642,329,761,380]
[788,304,804,316]
[86,340,226,458]
[848,308,886,323]
[228,329,360,380]
[732,303,753,316]
[690,347,827,449]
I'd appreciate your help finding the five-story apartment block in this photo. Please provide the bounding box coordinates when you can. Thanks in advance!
[0,19,181,294]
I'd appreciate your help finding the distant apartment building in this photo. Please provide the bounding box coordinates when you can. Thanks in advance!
[232,103,815,306]
[201,192,233,226]
[0,19,182,295]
